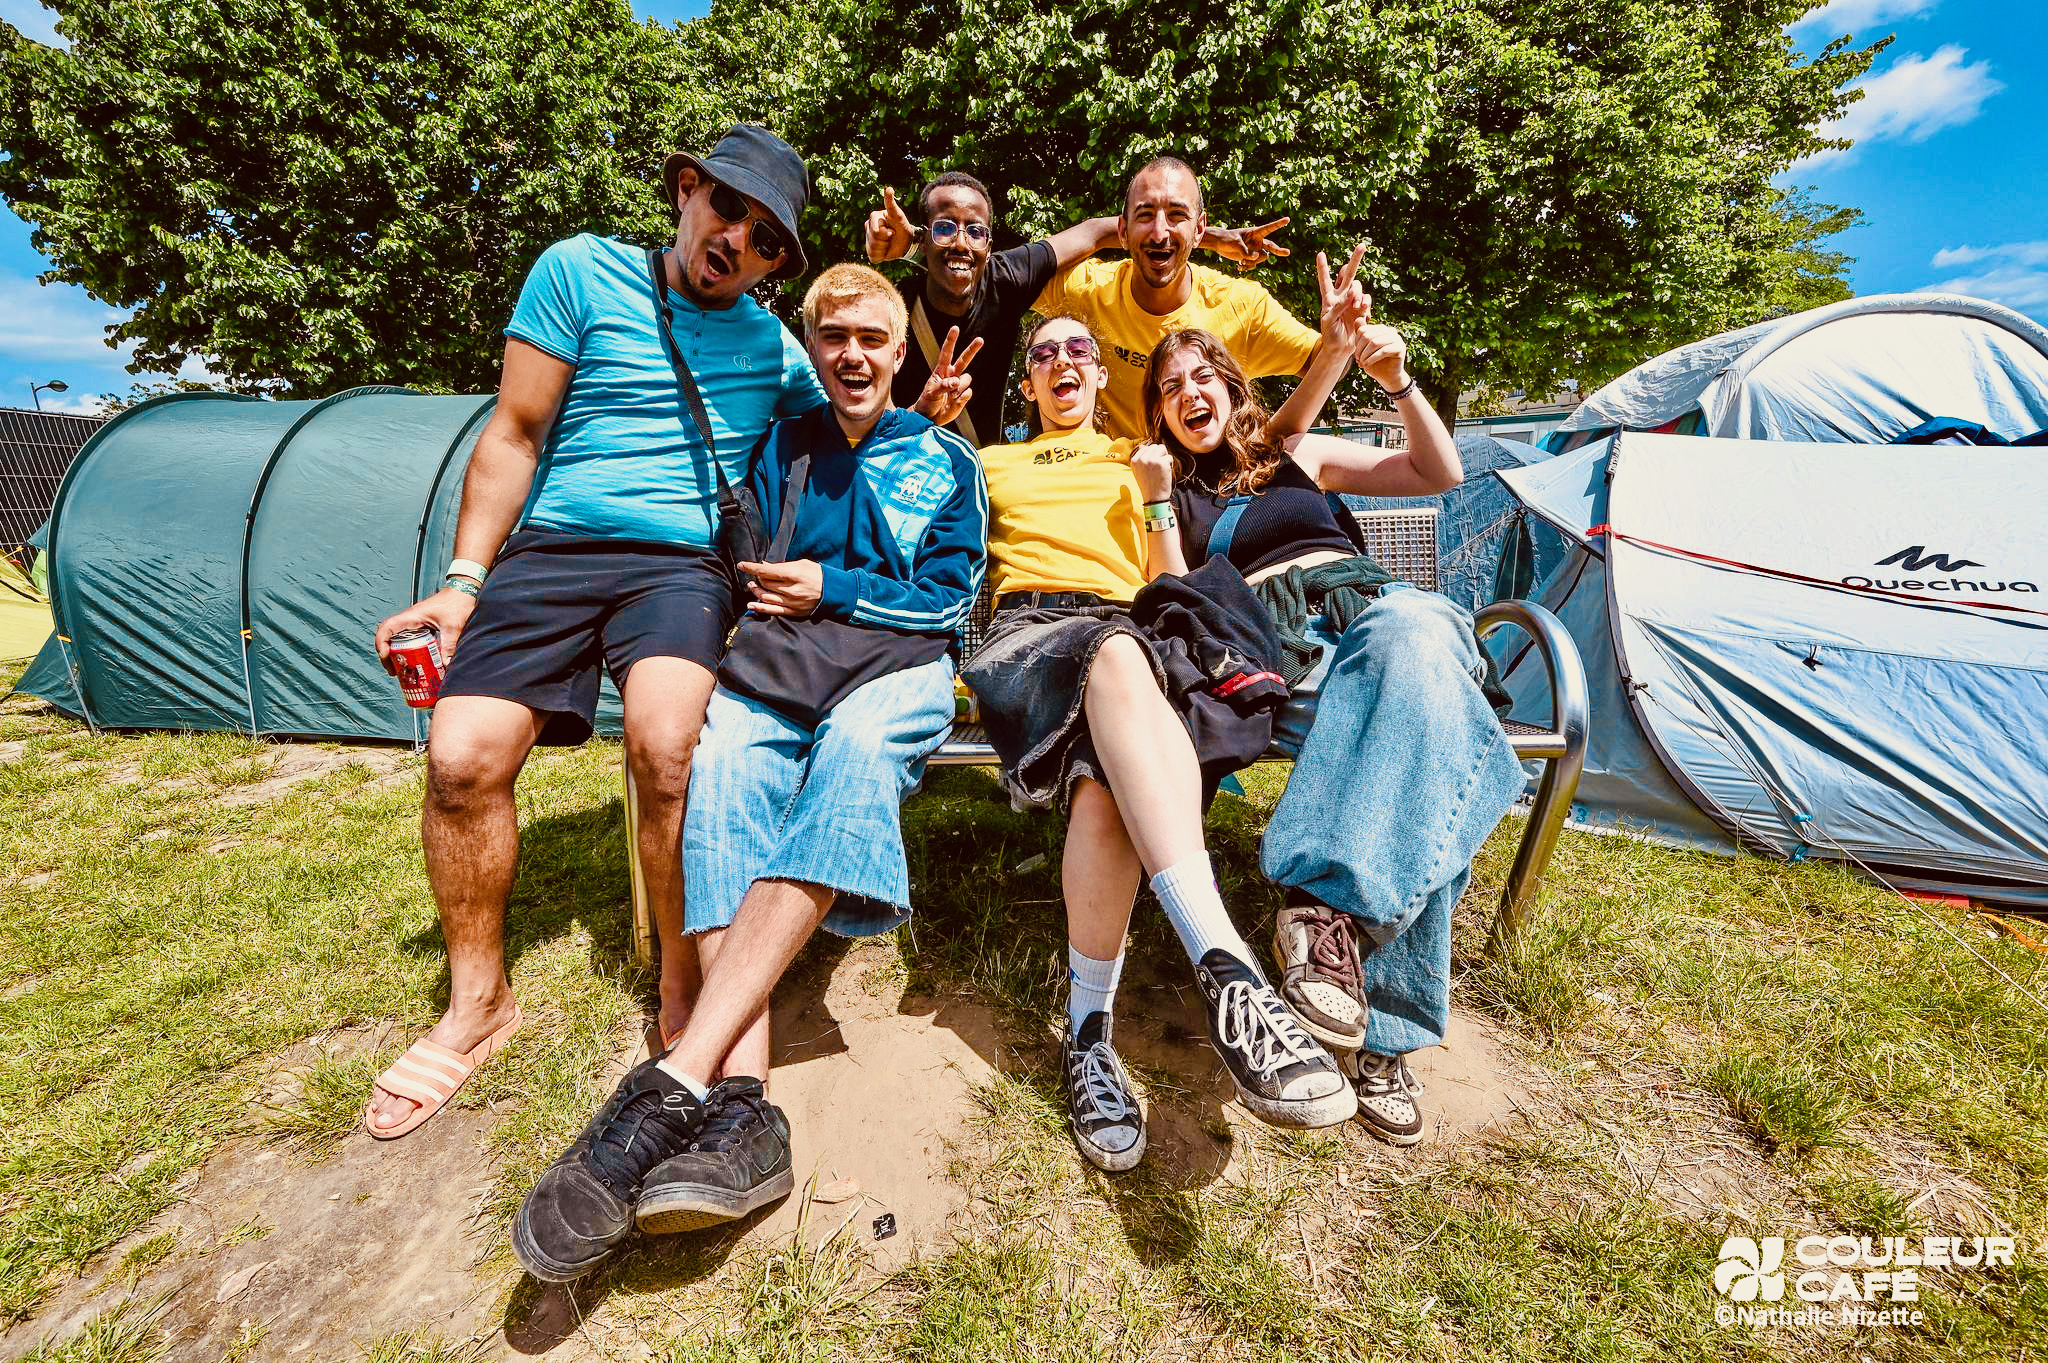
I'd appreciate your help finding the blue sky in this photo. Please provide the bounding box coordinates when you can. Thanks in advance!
[0,0,2038,413]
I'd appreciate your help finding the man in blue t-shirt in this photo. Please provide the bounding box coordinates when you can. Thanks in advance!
[512,264,989,1280]
[365,126,839,1142]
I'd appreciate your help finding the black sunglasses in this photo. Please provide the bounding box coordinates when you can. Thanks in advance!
[1027,336,1099,368]
[706,181,788,263]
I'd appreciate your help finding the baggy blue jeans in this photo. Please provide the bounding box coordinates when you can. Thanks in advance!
[1261,586,1525,1057]
[682,656,956,940]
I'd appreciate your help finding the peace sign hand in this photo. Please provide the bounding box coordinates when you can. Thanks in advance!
[1206,217,1293,272]
[911,325,984,428]
[865,186,920,263]
[1315,243,1370,352]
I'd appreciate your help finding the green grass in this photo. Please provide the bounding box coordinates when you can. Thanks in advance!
[5,661,2047,1360]
[15,1296,170,1363]
[0,665,646,1323]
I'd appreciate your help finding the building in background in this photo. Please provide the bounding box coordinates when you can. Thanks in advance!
[1,407,104,551]
[1339,391,1582,451]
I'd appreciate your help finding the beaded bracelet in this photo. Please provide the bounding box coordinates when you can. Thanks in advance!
[1384,376,1420,402]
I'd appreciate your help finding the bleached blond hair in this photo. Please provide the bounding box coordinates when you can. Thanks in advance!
[801,263,907,343]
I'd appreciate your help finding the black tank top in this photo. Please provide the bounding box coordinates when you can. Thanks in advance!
[1178,458,1365,574]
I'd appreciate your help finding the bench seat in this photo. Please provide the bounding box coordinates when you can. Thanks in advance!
[625,509,1587,963]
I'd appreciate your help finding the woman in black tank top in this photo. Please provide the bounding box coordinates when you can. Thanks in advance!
[1125,259,1527,1150]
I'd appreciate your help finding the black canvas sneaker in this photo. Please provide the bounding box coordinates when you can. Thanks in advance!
[635,1076,794,1233]
[511,1059,709,1281]
[1193,948,1356,1128]
[1064,1011,1146,1172]
[1343,1049,1427,1147]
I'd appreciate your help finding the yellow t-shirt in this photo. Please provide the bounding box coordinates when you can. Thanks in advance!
[1033,258,1320,440]
[978,429,1149,603]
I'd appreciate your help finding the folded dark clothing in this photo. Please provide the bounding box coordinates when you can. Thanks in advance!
[1252,555,1395,686]
[1254,556,1511,713]
[1130,557,1287,795]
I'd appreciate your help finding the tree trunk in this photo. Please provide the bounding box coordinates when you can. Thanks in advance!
[1427,354,1463,430]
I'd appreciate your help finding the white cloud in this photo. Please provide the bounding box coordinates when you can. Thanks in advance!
[0,276,125,364]
[1921,243,2048,320]
[36,388,109,416]
[1930,241,2048,271]
[0,1,61,46]
[1802,46,2003,166]
[1792,0,1938,35]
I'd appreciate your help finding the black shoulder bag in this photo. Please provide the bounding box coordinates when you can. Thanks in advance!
[648,247,768,571]
[714,416,952,727]
[648,249,949,725]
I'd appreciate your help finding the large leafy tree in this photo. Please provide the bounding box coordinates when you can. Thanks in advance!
[0,0,723,394]
[3,0,1875,407]
[694,0,1876,418]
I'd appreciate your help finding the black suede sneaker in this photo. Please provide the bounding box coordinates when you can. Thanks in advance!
[511,1059,709,1282]
[635,1076,794,1234]
[1064,1011,1146,1173]
[1193,948,1356,1129]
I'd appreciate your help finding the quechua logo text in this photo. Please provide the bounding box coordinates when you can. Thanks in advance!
[1843,546,2037,595]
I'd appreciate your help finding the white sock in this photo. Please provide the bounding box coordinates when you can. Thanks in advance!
[655,1058,711,1101]
[1150,855,1258,976]
[1068,945,1125,1038]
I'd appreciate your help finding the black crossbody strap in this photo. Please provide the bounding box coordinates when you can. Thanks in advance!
[767,446,812,565]
[647,248,745,511]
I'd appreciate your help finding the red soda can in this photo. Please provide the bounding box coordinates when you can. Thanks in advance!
[389,626,447,708]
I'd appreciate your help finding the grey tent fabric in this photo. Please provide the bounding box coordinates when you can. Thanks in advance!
[1497,430,2048,906]
[16,390,627,742]
[1344,434,1568,613]
[1559,294,2048,445]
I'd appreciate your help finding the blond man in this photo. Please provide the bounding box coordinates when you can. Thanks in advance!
[512,264,987,1281]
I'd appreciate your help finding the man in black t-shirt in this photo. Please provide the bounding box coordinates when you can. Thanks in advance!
[865,173,1289,447]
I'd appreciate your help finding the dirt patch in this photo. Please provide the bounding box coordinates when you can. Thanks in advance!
[213,745,413,807]
[11,949,1551,1361]
[759,971,996,1271]
[2,1111,502,1363]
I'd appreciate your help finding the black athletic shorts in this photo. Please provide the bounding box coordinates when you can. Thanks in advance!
[439,530,737,745]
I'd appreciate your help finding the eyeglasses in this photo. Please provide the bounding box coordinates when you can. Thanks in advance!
[927,217,991,246]
[1026,336,1099,368]
[706,181,789,263]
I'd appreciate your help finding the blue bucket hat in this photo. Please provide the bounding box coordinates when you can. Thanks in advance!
[663,125,809,281]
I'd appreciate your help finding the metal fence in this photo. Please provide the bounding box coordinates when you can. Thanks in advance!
[0,406,103,549]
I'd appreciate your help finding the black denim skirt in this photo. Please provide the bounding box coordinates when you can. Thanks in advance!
[960,603,1165,808]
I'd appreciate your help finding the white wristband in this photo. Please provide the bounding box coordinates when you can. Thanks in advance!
[446,557,490,585]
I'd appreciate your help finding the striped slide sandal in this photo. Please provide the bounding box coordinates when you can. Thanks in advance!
[363,1006,524,1141]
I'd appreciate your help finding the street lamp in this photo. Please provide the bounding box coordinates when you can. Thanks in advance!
[28,379,69,411]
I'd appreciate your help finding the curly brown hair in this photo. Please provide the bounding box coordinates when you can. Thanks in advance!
[1142,330,1290,494]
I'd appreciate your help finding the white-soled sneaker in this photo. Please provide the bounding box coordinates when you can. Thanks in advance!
[1343,1049,1427,1147]
[1193,949,1356,1129]
[1272,900,1367,1051]
[1064,1011,1146,1172]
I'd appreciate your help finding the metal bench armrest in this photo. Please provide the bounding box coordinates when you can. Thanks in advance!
[1473,599,1589,952]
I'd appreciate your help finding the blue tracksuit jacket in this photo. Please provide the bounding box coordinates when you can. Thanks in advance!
[747,405,988,639]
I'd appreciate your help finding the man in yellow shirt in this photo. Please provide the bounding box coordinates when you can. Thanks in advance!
[1034,157,1325,440]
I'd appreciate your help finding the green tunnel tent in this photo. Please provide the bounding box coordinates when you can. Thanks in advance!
[16,389,626,742]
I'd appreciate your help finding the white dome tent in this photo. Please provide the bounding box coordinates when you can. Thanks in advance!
[1552,293,2048,448]
[1494,295,2048,905]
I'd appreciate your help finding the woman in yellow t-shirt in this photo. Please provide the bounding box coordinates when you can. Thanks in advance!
[962,315,1353,1175]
